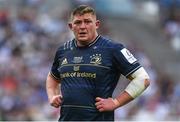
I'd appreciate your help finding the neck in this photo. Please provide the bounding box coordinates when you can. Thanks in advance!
[76,34,98,47]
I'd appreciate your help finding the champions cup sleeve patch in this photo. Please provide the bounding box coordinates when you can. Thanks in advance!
[120,48,137,64]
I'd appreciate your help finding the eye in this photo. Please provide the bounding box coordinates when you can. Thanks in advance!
[74,21,81,25]
[84,20,92,24]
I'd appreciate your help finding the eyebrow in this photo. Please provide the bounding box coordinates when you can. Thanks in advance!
[74,18,92,21]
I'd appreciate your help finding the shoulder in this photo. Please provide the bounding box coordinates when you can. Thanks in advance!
[54,39,74,58]
[56,39,74,52]
[99,36,125,50]
[63,39,74,50]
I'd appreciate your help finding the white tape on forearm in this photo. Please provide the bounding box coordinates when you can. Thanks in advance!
[125,67,149,98]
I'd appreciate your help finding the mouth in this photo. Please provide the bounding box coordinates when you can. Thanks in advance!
[78,32,87,37]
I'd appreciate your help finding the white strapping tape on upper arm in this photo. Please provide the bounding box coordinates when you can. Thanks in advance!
[125,67,150,98]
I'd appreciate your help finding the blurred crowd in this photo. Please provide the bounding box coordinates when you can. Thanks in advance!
[0,0,180,121]
[159,0,180,51]
[0,1,70,120]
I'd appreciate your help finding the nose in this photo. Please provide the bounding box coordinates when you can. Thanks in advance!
[80,22,86,29]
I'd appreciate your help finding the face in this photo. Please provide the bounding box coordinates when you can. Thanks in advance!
[69,13,100,46]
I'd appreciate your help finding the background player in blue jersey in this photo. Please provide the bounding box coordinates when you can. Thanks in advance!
[46,5,150,121]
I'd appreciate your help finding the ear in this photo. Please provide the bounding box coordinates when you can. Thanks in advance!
[68,23,73,30]
[95,20,100,29]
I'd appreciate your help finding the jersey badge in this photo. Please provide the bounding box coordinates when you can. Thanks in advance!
[61,58,68,65]
[72,56,83,63]
[121,48,137,64]
[73,65,80,71]
[90,54,102,65]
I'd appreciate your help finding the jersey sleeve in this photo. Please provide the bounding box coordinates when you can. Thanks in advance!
[50,48,61,80]
[113,44,141,77]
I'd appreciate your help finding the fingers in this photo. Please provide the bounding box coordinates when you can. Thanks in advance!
[58,94,63,99]
[95,97,104,105]
[95,97,105,112]
[96,104,105,112]
[95,97,103,102]
[98,108,105,112]
[51,103,60,108]
[95,97,117,112]
[56,96,61,103]
[50,95,63,108]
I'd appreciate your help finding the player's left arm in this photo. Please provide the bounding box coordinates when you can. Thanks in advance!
[95,67,150,112]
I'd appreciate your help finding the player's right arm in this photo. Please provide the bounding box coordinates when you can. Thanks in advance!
[46,72,62,108]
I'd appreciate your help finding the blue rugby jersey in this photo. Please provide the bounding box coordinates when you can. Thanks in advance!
[50,35,141,121]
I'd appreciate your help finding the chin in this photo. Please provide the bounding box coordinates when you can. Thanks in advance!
[78,39,90,46]
[78,38,88,42]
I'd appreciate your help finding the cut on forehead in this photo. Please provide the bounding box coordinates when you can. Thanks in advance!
[70,5,96,21]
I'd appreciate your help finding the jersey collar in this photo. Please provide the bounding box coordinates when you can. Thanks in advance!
[74,35,100,48]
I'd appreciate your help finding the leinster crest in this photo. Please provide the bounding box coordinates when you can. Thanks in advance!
[90,54,102,65]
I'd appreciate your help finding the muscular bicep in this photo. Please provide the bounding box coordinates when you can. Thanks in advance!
[49,72,61,83]
[47,72,61,84]
[46,72,61,98]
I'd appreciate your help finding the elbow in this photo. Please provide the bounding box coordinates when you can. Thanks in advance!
[144,78,150,88]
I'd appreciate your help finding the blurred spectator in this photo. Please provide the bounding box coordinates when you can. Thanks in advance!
[159,0,180,51]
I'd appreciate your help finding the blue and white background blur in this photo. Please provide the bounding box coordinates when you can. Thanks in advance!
[0,0,180,121]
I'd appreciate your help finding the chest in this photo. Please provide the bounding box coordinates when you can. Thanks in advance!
[58,48,114,78]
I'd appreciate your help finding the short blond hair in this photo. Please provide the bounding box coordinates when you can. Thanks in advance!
[70,5,96,21]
